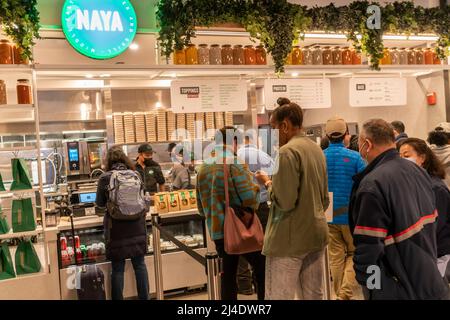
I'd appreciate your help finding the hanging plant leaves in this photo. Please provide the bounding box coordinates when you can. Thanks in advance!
[0,0,40,61]
[157,0,450,73]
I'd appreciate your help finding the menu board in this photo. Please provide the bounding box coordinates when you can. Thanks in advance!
[349,78,407,107]
[264,79,331,110]
[170,80,248,113]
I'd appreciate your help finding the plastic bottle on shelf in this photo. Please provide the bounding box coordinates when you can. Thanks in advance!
[415,48,424,65]
[174,49,186,65]
[197,44,210,65]
[312,46,323,65]
[244,45,256,65]
[322,46,333,65]
[390,48,400,65]
[209,44,222,65]
[424,48,434,65]
[407,48,416,65]
[399,48,408,65]
[221,44,234,65]
[332,47,342,65]
[342,47,352,65]
[255,45,267,65]
[291,46,302,65]
[233,45,245,65]
[185,44,198,65]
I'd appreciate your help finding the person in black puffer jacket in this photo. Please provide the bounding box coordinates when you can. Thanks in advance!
[399,138,450,283]
[96,147,149,300]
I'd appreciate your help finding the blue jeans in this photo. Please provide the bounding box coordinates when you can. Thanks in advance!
[111,256,149,300]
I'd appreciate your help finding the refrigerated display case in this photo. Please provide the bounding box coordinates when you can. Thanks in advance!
[57,210,208,299]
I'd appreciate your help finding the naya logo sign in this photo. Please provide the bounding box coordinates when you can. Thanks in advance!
[272,85,287,93]
[62,0,137,60]
[180,87,200,98]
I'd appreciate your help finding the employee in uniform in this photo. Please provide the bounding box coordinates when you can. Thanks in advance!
[135,143,166,194]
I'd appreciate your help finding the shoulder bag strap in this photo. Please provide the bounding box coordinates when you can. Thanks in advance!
[223,160,230,211]
[228,163,244,206]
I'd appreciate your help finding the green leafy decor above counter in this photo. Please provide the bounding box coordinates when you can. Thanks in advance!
[157,0,450,73]
[0,0,40,61]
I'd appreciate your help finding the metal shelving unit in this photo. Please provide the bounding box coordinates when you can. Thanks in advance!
[0,64,49,277]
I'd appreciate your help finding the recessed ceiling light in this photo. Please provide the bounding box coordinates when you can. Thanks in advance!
[85,74,94,79]
[100,74,111,78]
[129,43,139,50]
[291,72,299,77]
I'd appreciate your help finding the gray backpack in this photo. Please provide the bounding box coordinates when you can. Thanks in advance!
[106,170,149,220]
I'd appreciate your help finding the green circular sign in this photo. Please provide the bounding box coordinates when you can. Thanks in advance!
[62,0,137,60]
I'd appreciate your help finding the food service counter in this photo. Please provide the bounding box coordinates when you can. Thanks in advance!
[54,208,210,300]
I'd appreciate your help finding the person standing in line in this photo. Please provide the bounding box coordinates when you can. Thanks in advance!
[135,143,166,194]
[323,116,366,300]
[236,134,275,295]
[256,98,330,300]
[349,119,449,300]
[196,126,265,300]
[167,143,194,190]
[399,138,450,282]
[96,147,150,300]
[237,134,275,231]
[428,123,450,188]
[390,120,408,146]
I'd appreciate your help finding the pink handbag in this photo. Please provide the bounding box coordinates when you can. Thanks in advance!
[223,163,264,255]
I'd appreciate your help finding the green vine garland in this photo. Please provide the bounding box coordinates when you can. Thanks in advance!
[0,0,40,61]
[157,0,450,73]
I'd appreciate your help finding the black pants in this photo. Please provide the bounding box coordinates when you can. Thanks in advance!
[214,239,265,300]
[256,202,270,232]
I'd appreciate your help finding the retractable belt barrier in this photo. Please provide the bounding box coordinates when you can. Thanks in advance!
[151,212,221,300]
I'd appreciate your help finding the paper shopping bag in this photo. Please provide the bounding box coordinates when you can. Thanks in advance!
[0,205,10,235]
[0,242,16,280]
[15,239,41,275]
[10,158,32,191]
[12,198,36,232]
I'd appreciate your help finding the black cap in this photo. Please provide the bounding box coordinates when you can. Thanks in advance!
[138,143,153,153]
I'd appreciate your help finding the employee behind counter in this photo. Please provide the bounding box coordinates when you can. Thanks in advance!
[135,143,166,194]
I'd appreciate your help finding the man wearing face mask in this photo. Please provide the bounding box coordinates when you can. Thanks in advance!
[256,98,329,300]
[135,143,165,194]
[349,119,449,300]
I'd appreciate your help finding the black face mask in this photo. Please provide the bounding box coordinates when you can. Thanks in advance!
[143,158,153,167]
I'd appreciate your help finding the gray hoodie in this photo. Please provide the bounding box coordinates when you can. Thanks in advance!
[430,144,450,188]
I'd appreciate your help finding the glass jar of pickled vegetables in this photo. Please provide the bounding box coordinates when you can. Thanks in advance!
[209,44,222,65]
[233,45,245,65]
[342,47,352,65]
[174,49,186,65]
[352,49,362,65]
[312,46,323,65]
[0,80,7,105]
[424,48,434,65]
[301,47,312,65]
[221,45,234,65]
[0,39,12,65]
[17,79,32,104]
[291,46,302,65]
[380,48,391,65]
[197,44,210,65]
[433,51,441,65]
[390,48,399,65]
[407,49,416,65]
[185,44,198,65]
[244,45,256,65]
[255,45,267,65]
[322,46,333,65]
[399,48,408,65]
[332,47,342,65]
[415,48,424,65]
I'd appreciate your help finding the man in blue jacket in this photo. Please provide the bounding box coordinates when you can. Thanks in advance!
[324,116,366,300]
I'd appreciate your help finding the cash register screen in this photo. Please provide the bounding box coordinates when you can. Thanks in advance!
[79,192,97,204]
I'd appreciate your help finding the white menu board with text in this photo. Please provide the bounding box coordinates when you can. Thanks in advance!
[264,79,332,110]
[349,77,407,107]
[170,80,248,113]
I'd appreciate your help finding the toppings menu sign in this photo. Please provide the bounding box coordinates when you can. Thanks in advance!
[170,80,248,113]
[349,78,407,107]
[61,0,137,59]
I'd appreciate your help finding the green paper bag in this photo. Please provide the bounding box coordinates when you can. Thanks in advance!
[15,239,41,275]
[0,205,10,235]
[10,158,32,191]
[0,242,16,280]
[12,198,36,232]
[0,173,5,191]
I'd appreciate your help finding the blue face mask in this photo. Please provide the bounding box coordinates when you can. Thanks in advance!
[404,157,418,165]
